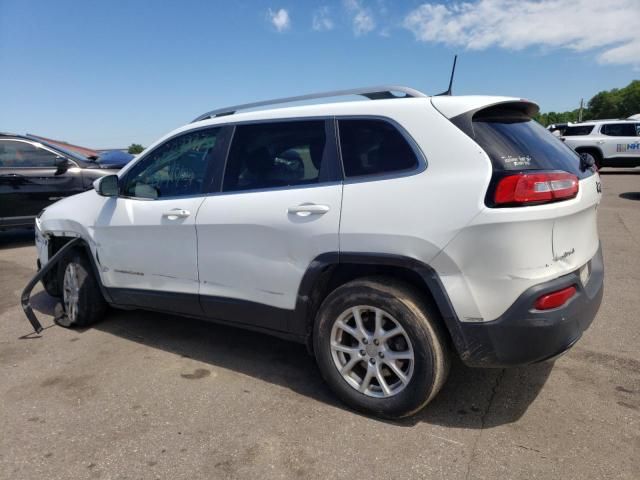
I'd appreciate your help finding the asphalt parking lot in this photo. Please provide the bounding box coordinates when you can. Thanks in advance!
[1,170,638,480]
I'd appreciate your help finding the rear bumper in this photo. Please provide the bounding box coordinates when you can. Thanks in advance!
[457,244,604,367]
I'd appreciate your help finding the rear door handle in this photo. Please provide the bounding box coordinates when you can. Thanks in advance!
[162,209,191,219]
[287,204,330,216]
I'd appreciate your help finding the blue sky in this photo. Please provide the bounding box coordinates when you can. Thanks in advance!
[1,0,638,148]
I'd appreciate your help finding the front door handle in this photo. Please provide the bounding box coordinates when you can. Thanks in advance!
[162,209,191,219]
[287,204,330,216]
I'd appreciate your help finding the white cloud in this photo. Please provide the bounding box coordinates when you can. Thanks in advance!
[344,0,375,36]
[268,8,291,32]
[312,6,334,31]
[403,0,640,68]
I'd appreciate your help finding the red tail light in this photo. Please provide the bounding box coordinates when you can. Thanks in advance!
[534,285,577,310]
[494,171,579,206]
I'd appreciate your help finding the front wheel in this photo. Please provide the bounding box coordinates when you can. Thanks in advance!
[56,251,107,328]
[313,277,450,419]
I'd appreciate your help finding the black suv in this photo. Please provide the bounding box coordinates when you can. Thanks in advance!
[0,133,118,229]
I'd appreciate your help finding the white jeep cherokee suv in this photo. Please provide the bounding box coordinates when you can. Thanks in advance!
[32,86,604,418]
[560,119,640,169]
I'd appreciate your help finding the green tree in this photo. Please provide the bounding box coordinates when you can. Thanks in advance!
[619,80,640,118]
[587,90,621,119]
[128,143,144,154]
[536,80,640,126]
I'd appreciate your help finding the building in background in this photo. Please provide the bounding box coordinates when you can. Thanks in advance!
[26,133,99,158]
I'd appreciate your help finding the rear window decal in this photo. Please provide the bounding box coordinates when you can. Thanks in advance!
[500,155,531,168]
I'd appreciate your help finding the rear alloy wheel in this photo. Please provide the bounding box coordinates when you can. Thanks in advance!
[330,306,414,398]
[314,277,450,419]
[56,251,107,328]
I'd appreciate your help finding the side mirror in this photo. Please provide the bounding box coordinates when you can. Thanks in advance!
[93,174,119,197]
[54,156,70,175]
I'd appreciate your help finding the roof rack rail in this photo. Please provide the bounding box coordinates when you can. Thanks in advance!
[191,85,427,123]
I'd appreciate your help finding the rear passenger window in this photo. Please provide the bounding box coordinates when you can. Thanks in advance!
[600,123,638,136]
[223,120,329,192]
[338,119,419,178]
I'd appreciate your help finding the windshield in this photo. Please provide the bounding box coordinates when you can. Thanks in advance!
[97,150,134,165]
[35,140,90,163]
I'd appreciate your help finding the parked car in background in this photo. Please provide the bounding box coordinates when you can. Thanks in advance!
[0,133,119,229]
[560,119,640,168]
[95,150,135,168]
[547,122,568,136]
[31,86,604,418]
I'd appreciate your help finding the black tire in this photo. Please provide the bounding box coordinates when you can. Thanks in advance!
[42,269,61,297]
[313,277,450,419]
[578,149,602,170]
[55,250,107,328]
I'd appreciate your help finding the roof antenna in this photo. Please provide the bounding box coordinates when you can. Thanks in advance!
[436,55,458,96]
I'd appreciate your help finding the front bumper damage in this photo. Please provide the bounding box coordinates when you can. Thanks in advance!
[21,237,81,333]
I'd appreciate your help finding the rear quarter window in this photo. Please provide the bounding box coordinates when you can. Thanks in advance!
[338,119,419,178]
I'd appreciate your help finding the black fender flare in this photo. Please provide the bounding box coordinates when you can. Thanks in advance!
[291,252,467,356]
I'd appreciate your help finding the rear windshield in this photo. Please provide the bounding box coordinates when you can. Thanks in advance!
[468,109,591,178]
[562,125,594,136]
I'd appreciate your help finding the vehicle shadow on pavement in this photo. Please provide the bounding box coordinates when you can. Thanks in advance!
[74,308,552,429]
[619,192,640,201]
[29,290,59,316]
[598,170,640,175]
[0,229,35,250]
[406,358,553,429]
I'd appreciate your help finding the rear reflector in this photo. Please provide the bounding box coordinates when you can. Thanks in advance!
[494,171,579,206]
[534,285,577,310]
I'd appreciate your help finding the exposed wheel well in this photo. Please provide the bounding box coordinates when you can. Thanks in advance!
[302,262,455,353]
[43,236,92,297]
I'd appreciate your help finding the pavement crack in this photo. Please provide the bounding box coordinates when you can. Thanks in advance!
[516,444,542,454]
[464,368,506,480]
[616,212,639,246]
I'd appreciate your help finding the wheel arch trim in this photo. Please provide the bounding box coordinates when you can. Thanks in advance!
[292,252,467,356]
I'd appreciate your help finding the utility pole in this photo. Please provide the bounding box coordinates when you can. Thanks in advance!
[578,98,584,122]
